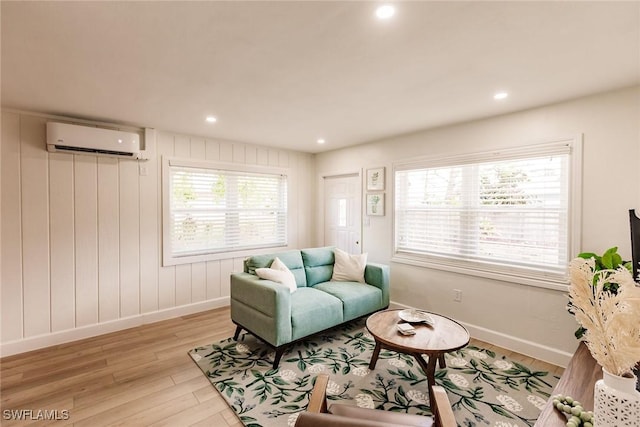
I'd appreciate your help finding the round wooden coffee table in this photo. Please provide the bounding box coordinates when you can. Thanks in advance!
[366,309,470,411]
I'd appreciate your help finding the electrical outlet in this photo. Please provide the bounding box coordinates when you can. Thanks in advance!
[454,289,462,302]
[139,164,148,176]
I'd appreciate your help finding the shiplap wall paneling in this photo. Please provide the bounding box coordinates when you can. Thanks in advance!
[298,154,314,247]
[220,142,233,163]
[0,111,316,354]
[268,149,279,167]
[21,115,51,337]
[279,151,289,168]
[206,261,221,300]
[232,258,245,275]
[205,140,220,161]
[256,147,269,166]
[157,131,176,310]
[191,262,206,303]
[74,155,99,327]
[1,112,23,341]
[49,153,76,331]
[190,137,205,159]
[287,154,298,249]
[189,137,207,304]
[233,143,245,163]
[175,264,192,307]
[220,259,233,297]
[139,137,159,314]
[174,135,190,158]
[97,157,120,322]
[257,148,269,166]
[245,146,257,165]
[173,135,192,307]
[190,137,207,303]
[119,160,141,318]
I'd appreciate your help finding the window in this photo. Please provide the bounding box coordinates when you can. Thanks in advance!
[163,158,287,265]
[394,139,581,288]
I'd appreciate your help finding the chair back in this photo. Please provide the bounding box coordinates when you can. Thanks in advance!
[296,374,456,427]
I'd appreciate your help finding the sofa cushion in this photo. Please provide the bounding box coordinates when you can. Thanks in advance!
[332,248,367,283]
[290,287,343,340]
[301,247,335,287]
[313,281,383,322]
[256,257,297,293]
[245,250,307,287]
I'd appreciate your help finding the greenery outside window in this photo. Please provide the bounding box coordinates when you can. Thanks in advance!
[393,138,582,289]
[163,157,287,266]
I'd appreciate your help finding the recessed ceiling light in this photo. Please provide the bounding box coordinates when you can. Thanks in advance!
[317,138,326,144]
[206,116,217,123]
[375,4,395,20]
[494,92,509,100]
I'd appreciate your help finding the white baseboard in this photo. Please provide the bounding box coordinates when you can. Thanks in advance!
[3,298,573,367]
[389,300,573,367]
[0,297,230,358]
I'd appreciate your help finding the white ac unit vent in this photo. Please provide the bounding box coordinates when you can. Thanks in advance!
[46,122,141,159]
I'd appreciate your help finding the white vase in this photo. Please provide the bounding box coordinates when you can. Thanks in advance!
[594,368,640,426]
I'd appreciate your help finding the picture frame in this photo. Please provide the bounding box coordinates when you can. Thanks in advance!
[366,193,385,216]
[366,167,385,191]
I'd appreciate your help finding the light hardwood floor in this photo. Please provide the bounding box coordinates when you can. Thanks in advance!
[0,307,564,426]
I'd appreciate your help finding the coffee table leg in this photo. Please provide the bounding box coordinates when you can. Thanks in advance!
[414,353,439,413]
[369,341,382,370]
[439,354,446,368]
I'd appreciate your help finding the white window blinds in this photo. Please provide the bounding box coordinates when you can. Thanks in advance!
[168,164,287,259]
[395,142,575,282]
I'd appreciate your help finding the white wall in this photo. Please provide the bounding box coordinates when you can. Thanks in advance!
[3,87,638,361]
[314,86,640,366]
[0,111,315,356]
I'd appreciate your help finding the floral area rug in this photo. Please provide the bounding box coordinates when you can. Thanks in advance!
[189,319,559,427]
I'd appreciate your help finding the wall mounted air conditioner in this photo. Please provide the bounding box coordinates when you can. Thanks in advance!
[46,122,141,159]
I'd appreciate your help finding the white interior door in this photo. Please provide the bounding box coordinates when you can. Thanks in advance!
[323,174,361,253]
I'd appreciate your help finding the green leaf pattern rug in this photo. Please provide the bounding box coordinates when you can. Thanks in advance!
[189,319,558,427]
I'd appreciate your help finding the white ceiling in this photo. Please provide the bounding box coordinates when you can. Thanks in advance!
[2,1,639,153]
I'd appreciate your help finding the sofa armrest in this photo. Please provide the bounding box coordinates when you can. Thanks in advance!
[230,272,293,346]
[231,272,291,316]
[364,263,390,307]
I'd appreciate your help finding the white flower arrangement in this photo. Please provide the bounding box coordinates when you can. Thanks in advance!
[568,257,640,376]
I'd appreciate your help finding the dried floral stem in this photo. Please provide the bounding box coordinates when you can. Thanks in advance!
[568,258,640,376]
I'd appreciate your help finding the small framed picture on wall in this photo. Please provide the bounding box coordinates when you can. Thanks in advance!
[366,193,385,216]
[366,167,385,191]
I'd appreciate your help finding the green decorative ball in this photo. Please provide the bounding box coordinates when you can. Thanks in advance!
[550,394,593,427]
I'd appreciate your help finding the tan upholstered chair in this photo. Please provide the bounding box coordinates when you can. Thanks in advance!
[295,374,456,427]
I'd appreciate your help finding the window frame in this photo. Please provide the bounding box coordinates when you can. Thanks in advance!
[391,136,583,291]
[162,156,289,266]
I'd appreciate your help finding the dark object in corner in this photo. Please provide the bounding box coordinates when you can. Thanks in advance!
[629,210,640,390]
[630,209,640,283]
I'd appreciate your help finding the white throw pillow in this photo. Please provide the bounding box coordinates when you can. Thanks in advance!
[255,257,297,293]
[331,248,368,283]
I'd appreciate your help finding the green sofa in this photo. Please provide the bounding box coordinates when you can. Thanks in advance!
[230,247,390,368]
